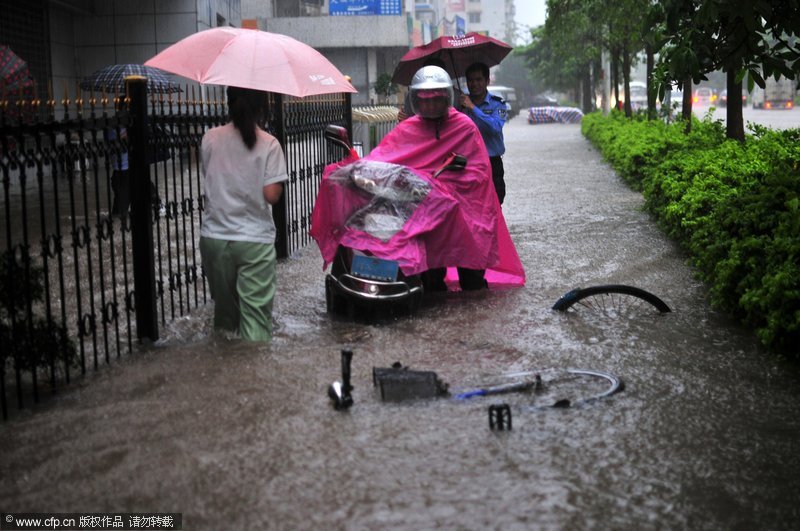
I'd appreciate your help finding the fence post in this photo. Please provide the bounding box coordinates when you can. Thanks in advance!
[126,76,159,342]
[271,93,288,259]
[345,93,353,144]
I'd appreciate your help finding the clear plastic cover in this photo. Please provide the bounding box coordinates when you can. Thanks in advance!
[327,160,431,241]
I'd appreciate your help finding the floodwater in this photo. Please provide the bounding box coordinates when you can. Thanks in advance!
[2,118,800,530]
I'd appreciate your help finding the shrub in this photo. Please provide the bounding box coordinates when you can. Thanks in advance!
[582,112,800,357]
[0,251,78,374]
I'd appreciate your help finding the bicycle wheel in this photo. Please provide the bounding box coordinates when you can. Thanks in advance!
[552,284,671,315]
[537,368,624,408]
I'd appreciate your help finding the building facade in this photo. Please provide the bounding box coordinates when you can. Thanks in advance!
[241,0,517,103]
[1,0,516,106]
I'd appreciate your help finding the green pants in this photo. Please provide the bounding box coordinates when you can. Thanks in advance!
[200,237,277,341]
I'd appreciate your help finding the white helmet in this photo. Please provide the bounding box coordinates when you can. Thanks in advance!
[409,66,454,119]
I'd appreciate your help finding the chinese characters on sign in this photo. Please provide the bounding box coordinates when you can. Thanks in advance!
[329,0,402,16]
[447,0,466,11]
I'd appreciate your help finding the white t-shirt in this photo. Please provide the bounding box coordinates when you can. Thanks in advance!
[200,123,289,244]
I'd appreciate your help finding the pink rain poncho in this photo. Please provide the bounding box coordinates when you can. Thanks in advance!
[310,108,525,288]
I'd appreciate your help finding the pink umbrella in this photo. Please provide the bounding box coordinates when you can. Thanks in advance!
[145,27,356,97]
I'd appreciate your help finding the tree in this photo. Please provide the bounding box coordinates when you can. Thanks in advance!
[494,53,535,106]
[517,0,604,112]
[657,0,800,140]
[372,73,398,105]
[601,0,651,117]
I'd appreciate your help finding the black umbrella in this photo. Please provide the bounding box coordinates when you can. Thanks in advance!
[80,63,181,94]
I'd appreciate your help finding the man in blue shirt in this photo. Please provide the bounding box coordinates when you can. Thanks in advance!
[459,62,507,204]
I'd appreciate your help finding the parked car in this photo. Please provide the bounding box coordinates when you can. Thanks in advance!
[487,85,519,119]
[531,94,558,107]
[659,87,684,115]
[692,86,717,105]
[616,81,647,111]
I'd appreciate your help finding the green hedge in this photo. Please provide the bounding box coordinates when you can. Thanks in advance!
[582,111,800,356]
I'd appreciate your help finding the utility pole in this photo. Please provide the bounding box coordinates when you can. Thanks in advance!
[601,50,611,114]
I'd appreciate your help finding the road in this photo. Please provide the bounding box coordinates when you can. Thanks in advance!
[2,117,799,530]
[696,102,800,130]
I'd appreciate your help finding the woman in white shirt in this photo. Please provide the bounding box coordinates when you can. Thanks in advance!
[199,87,288,341]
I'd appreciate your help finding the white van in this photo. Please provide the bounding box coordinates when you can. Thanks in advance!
[487,85,519,119]
[616,81,648,111]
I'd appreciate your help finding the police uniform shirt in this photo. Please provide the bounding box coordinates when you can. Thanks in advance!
[464,92,507,157]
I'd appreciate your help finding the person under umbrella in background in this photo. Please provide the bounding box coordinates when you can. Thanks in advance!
[105,93,165,218]
[459,62,508,205]
[81,64,180,217]
[199,86,288,341]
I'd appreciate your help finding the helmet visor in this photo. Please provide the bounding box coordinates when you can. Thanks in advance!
[416,89,450,100]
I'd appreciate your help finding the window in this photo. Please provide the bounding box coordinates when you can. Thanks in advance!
[468,12,481,23]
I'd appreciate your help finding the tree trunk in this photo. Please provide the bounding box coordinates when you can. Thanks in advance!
[726,69,745,141]
[612,48,620,110]
[646,45,656,120]
[682,77,693,133]
[623,41,632,118]
[582,65,593,113]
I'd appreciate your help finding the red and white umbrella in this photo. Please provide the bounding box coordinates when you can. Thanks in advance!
[145,27,356,98]
[391,32,513,86]
[0,45,33,93]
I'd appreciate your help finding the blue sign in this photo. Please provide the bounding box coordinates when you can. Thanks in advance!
[330,0,402,16]
[351,255,399,282]
[455,15,465,36]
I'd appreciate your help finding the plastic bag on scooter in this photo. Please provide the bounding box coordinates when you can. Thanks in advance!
[326,160,432,241]
[326,159,431,203]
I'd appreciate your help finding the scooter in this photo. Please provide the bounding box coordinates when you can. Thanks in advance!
[320,125,466,319]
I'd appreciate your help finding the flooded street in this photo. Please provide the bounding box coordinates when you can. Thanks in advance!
[696,102,800,130]
[3,118,800,529]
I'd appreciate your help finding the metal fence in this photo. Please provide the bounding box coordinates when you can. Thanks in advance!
[352,105,399,156]
[0,78,352,420]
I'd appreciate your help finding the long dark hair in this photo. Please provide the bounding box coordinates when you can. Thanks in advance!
[227,86,267,150]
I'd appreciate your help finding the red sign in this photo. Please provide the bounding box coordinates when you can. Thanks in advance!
[447,0,465,12]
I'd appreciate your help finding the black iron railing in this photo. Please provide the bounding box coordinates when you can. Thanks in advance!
[0,78,352,420]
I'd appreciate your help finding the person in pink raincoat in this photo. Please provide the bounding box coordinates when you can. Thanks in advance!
[310,66,524,290]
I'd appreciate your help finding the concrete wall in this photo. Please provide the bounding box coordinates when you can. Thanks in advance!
[47,0,242,99]
[256,16,408,105]
[49,5,81,102]
[263,15,406,48]
[466,0,510,42]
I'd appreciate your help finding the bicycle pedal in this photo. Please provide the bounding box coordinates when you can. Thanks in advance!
[488,403,512,431]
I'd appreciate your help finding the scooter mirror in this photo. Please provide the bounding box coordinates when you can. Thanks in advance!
[324,124,352,151]
[444,154,467,172]
[432,153,468,178]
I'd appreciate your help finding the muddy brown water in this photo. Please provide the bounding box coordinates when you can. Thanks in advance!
[2,118,799,530]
